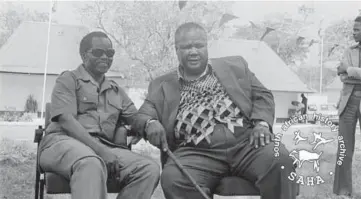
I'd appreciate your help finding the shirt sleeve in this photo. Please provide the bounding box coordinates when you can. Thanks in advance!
[118,88,138,125]
[50,71,77,121]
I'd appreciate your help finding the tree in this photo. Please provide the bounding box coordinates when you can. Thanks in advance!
[0,2,49,47]
[24,94,38,113]
[296,67,337,92]
[232,12,312,65]
[77,1,235,81]
[323,19,355,62]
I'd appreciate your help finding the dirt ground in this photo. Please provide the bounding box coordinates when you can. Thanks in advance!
[1,124,361,199]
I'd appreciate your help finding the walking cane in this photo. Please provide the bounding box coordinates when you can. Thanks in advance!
[165,148,211,199]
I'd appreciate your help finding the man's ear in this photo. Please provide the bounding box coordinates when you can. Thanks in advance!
[81,52,85,60]
[81,52,88,62]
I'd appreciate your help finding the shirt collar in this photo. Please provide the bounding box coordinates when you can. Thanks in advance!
[350,42,361,49]
[76,64,114,91]
[177,60,212,81]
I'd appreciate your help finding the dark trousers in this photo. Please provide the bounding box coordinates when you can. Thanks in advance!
[161,124,297,199]
[333,91,361,196]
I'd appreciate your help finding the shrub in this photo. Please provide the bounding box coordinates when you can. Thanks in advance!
[0,107,21,122]
[24,94,38,113]
[19,112,34,122]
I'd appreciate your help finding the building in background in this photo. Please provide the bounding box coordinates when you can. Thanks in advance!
[0,21,128,113]
[208,39,314,122]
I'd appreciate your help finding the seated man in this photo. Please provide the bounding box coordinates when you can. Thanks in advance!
[38,31,160,199]
[133,22,297,199]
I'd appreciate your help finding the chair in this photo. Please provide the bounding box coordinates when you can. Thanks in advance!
[33,103,132,199]
[214,177,260,197]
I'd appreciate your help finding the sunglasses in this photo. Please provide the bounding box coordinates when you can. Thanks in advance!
[88,48,115,58]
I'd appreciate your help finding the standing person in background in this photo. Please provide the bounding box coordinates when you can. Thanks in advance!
[334,15,361,197]
[301,93,308,115]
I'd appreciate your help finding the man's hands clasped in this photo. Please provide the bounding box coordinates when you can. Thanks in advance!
[145,120,169,152]
[249,123,274,149]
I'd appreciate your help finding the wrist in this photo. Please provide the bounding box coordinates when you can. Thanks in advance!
[144,119,157,138]
[253,120,269,128]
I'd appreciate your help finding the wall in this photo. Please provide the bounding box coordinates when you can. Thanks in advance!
[272,91,299,122]
[0,72,302,124]
[324,89,342,104]
[0,73,127,112]
[0,73,56,112]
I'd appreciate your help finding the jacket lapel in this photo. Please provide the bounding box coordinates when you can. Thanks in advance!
[161,77,180,145]
[211,58,250,118]
[351,47,359,68]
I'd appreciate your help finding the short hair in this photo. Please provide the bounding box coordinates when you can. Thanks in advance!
[79,31,112,56]
[174,22,207,45]
[355,16,361,23]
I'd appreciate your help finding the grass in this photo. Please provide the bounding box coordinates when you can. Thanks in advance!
[0,125,361,199]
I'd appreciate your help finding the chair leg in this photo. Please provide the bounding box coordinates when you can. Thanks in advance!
[40,179,45,199]
[35,169,40,199]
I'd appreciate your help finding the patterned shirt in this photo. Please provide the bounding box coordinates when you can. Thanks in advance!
[174,65,244,146]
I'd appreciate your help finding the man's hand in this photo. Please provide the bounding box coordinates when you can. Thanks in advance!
[337,62,348,74]
[98,149,122,181]
[249,123,274,149]
[340,74,348,82]
[145,120,168,152]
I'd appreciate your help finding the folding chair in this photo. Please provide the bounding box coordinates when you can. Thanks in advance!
[33,103,133,199]
[214,177,260,197]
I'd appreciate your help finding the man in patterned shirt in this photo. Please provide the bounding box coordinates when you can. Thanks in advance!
[134,22,297,199]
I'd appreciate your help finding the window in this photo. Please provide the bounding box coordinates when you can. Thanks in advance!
[320,105,328,111]
[308,104,317,111]
[320,104,337,111]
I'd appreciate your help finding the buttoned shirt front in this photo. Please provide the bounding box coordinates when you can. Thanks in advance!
[46,65,137,141]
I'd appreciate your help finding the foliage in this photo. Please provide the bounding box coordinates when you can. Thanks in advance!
[233,13,312,65]
[0,139,36,198]
[233,4,356,91]
[19,112,35,122]
[0,2,48,48]
[77,1,235,81]
[0,107,21,122]
[296,67,337,92]
[0,111,35,122]
[323,19,355,62]
[24,94,38,113]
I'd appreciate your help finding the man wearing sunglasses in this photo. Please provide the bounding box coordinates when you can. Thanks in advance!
[38,31,160,199]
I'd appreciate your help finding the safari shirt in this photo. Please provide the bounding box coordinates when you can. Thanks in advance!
[45,64,137,141]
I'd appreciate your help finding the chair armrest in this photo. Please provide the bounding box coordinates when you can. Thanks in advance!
[34,125,44,143]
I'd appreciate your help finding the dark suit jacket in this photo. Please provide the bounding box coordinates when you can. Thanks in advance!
[133,56,275,166]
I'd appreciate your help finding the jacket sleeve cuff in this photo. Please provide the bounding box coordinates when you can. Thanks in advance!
[251,119,273,133]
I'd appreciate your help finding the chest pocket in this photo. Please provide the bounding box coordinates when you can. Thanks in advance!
[107,91,123,115]
[76,80,99,114]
